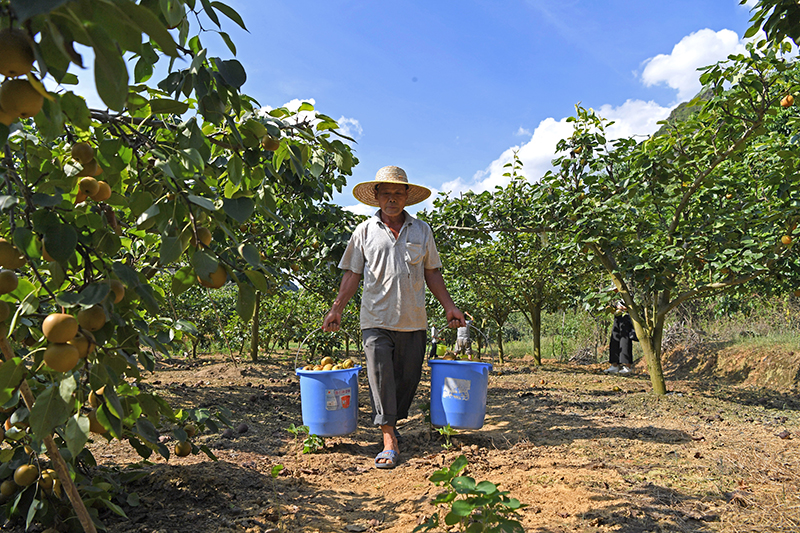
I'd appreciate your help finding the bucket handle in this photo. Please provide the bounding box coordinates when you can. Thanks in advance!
[295,326,361,369]
[432,322,496,364]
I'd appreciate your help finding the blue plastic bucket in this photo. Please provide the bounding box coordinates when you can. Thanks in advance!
[295,366,361,436]
[429,360,492,429]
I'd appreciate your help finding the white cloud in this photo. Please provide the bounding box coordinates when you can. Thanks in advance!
[336,116,363,141]
[343,203,375,217]
[442,28,748,198]
[515,126,532,137]
[441,99,673,197]
[640,28,746,101]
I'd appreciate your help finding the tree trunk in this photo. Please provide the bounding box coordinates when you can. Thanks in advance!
[632,317,667,395]
[531,303,542,365]
[249,292,260,362]
[496,328,504,365]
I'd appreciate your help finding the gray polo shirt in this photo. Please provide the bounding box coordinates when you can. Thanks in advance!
[338,210,442,331]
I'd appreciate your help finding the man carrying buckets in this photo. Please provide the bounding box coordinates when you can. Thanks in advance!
[323,166,465,469]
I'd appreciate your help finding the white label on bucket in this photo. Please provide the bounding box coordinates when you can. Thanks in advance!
[325,388,352,411]
[442,377,471,401]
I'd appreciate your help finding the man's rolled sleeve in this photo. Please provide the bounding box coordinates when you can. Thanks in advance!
[338,230,365,274]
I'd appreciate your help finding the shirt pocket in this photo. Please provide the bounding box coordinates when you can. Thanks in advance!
[405,242,423,265]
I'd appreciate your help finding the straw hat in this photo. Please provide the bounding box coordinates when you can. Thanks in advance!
[352,166,431,207]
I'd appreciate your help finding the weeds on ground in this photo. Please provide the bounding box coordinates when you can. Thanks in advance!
[437,424,458,449]
[413,455,526,533]
[286,423,326,453]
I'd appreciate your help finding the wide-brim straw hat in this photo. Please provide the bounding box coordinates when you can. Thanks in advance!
[352,166,431,207]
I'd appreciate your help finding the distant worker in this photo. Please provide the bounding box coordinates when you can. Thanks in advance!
[455,311,474,359]
[605,300,638,374]
[429,323,441,358]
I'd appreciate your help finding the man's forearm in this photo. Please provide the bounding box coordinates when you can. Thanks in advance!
[424,268,458,313]
[330,270,362,313]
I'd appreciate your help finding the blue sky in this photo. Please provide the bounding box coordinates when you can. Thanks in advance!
[71,1,759,214]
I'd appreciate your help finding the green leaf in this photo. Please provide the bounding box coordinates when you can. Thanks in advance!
[188,194,217,211]
[134,417,160,444]
[222,196,254,224]
[159,235,183,265]
[85,282,112,305]
[244,270,268,293]
[174,319,198,335]
[116,0,179,57]
[12,227,37,258]
[227,154,243,186]
[25,498,43,531]
[30,379,75,439]
[199,0,220,27]
[0,359,27,407]
[450,499,475,517]
[87,23,129,111]
[150,98,190,115]
[129,191,154,218]
[236,282,256,321]
[101,498,128,518]
[210,1,248,30]
[237,243,261,267]
[0,195,18,211]
[10,0,69,21]
[42,223,77,264]
[451,475,477,493]
[214,59,246,89]
[190,250,219,279]
[65,413,90,458]
[172,266,195,296]
[449,454,468,476]
[475,480,499,495]
[218,31,237,55]
[134,284,161,315]
[139,201,163,227]
[160,0,186,28]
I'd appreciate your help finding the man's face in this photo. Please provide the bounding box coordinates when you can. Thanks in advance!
[375,183,409,217]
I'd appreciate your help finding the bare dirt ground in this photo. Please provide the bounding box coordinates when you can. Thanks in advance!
[74,342,800,533]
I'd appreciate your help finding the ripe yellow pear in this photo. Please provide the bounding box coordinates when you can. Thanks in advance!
[261,135,280,151]
[13,465,37,487]
[0,270,19,295]
[76,159,103,178]
[0,79,43,119]
[108,279,125,303]
[88,410,106,434]
[0,28,34,78]
[77,305,106,332]
[0,238,26,269]
[90,180,111,202]
[67,331,94,359]
[0,104,16,126]
[78,177,100,196]
[70,142,95,165]
[190,226,212,247]
[174,441,192,457]
[197,264,227,288]
[42,313,79,343]
[43,343,80,372]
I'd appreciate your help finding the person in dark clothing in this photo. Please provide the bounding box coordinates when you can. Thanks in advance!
[605,300,638,374]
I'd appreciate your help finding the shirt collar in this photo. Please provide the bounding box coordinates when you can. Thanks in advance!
[374,210,413,227]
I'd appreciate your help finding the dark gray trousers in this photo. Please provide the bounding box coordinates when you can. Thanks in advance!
[362,328,426,427]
